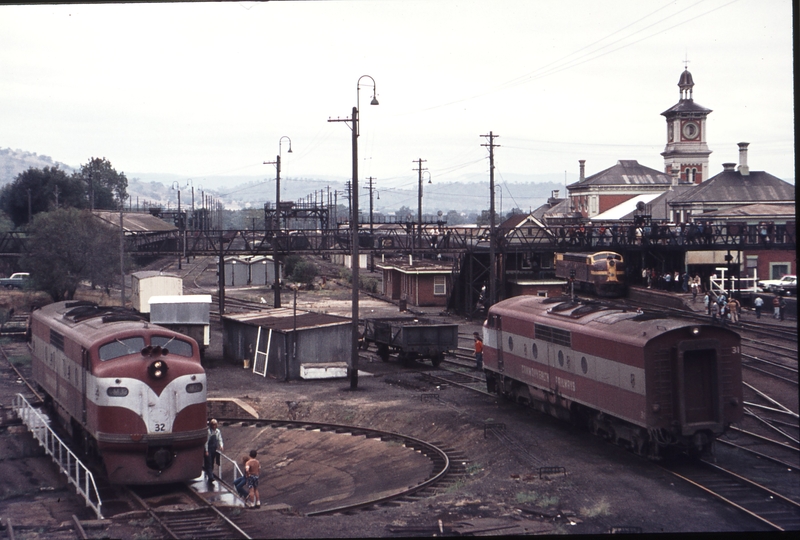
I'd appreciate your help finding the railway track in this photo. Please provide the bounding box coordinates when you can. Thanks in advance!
[663,458,800,531]
[127,483,251,539]
[443,324,800,531]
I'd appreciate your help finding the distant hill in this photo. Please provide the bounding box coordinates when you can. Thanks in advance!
[0,149,572,214]
[0,147,75,184]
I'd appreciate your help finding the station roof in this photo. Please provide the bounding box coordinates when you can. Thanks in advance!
[131,270,180,280]
[589,193,661,221]
[567,160,672,190]
[670,169,795,205]
[93,211,177,233]
[696,203,796,220]
[376,261,452,274]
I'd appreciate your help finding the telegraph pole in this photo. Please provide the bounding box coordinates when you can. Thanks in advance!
[481,132,500,307]
[364,177,377,234]
[413,159,427,255]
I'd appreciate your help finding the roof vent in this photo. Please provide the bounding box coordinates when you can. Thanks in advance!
[722,163,736,172]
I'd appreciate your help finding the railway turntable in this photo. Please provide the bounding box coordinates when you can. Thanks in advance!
[204,399,452,515]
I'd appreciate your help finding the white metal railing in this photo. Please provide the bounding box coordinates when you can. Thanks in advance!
[216,451,245,491]
[12,394,103,519]
[709,267,759,299]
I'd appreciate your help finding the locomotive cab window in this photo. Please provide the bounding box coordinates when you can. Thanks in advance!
[151,336,194,357]
[99,337,146,361]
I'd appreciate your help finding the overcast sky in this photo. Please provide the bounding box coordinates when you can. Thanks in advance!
[0,0,794,204]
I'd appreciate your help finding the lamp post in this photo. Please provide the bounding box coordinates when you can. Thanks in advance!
[264,136,293,308]
[328,75,379,390]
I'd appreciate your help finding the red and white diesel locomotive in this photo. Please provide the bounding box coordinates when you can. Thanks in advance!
[30,301,207,484]
[482,295,743,458]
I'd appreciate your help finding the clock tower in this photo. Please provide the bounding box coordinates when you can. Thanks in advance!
[661,68,712,184]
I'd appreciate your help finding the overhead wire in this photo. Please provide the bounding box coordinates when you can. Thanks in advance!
[405,0,736,115]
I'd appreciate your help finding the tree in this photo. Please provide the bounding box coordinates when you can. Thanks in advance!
[396,205,414,221]
[0,166,85,226]
[78,157,128,210]
[445,210,463,225]
[21,208,125,301]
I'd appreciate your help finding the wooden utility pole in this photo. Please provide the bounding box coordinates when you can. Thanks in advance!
[413,158,427,256]
[481,132,500,307]
[364,177,377,234]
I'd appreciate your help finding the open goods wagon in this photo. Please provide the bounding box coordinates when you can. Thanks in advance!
[363,317,458,366]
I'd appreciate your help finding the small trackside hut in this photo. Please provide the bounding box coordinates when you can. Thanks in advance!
[131,271,183,313]
[149,295,212,359]
[221,309,352,380]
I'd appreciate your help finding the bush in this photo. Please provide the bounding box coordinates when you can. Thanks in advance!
[284,255,303,278]
[290,260,318,285]
[360,276,379,293]
[337,268,378,293]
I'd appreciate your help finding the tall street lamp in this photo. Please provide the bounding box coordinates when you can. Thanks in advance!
[264,136,293,308]
[328,75,379,390]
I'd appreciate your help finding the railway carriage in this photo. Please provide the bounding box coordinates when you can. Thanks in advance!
[482,295,743,458]
[30,301,207,484]
[555,251,626,297]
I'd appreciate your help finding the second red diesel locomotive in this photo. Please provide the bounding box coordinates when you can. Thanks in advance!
[482,295,743,458]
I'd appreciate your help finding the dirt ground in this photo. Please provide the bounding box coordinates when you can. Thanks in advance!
[0,261,768,537]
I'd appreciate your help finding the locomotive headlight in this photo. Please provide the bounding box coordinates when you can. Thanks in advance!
[148,359,169,379]
[107,387,129,397]
[691,326,701,336]
[186,382,204,393]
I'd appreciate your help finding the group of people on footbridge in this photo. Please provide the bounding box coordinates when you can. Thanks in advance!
[554,221,717,248]
[547,220,790,249]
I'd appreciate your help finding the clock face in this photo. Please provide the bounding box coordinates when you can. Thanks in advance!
[682,121,699,140]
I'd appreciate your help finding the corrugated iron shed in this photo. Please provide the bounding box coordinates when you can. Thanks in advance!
[223,309,349,331]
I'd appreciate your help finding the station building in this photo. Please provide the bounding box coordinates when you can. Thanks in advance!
[538,67,795,286]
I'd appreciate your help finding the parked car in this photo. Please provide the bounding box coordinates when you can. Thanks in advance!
[0,272,30,289]
[757,274,796,295]
[775,275,797,296]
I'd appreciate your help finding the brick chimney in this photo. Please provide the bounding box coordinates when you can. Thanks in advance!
[670,163,680,186]
[737,142,750,176]
[579,160,585,181]
[722,163,736,172]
